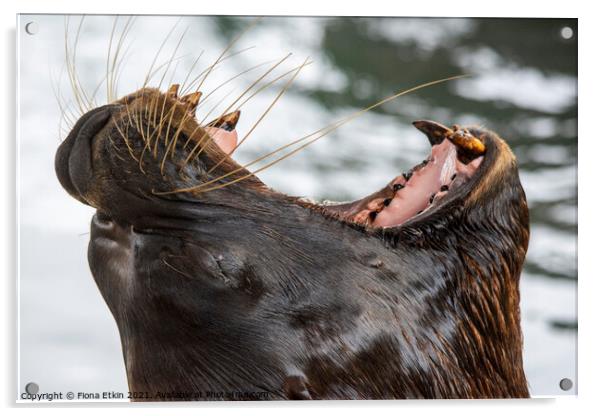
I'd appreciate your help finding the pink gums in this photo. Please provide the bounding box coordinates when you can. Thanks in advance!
[206,127,239,154]
[373,139,483,228]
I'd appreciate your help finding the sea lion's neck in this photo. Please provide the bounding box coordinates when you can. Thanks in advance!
[87,170,529,399]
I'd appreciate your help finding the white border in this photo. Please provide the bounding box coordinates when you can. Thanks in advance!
[2,0,598,415]
[15,12,21,409]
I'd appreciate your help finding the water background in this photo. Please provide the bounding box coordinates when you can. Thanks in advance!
[17,15,577,398]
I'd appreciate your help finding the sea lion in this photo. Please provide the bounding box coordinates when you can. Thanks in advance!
[54,84,530,400]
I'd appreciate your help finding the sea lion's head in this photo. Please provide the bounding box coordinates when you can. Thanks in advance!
[55,86,260,225]
[55,83,528,249]
[55,83,531,399]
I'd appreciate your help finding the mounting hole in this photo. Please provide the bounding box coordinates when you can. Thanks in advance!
[559,378,573,391]
[560,26,573,40]
[25,382,39,395]
[25,22,38,35]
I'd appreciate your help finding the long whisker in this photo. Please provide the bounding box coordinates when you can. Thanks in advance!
[235,60,313,110]
[99,42,134,105]
[170,60,314,163]
[53,58,82,131]
[142,17,181,89]
[57,88,81,129]
[133,53,193,154]
[50,65,75,140]
[190,17,262,95]
[157,61,313,163]
[64,16,89,115]
[180,88,236,151]
[73,17,94,111]
[204,50,286,117]
[159,90,181,159]
[106,16,119,104]
[64,16,78,112]
[123,99,141,147]
[206,57,309,176]
[140,53,191,89]
[64,17,78,112]
[56,97,78,134]
[113,115,138,163]
[136,112,149,174]
[179,46,256,96]
[134,17,179,142]
[165,60,182,109]
[198,59,274,107]
[167,59,275,160]
[159,74,469,195]
[161,108,195,173]
[181,54,293,168]
[156,27,189,93]
[180,50,205,94]
[147,28,190,156]
[106,134,127,162]
[91,36,136,108]
[109,16,136,102]
[152,98,170,157]
[127,100,151,174]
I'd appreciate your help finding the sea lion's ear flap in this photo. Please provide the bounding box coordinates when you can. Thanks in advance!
[181,92,202,111]
[167,84,180,98]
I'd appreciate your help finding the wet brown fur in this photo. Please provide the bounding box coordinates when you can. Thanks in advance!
[55,85,530,400]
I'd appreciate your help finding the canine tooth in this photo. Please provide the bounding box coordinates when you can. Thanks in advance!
[414,120,485,161]
[181,91,202,110]
[412,120,451,145]
[205,110,241,131]
[448,126,486,158]
[167,84,180,98]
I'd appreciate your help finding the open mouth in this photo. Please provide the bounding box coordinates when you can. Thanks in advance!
[204,111,240,155]
[205,110,486,230]
[358,131,483,229]
[56,84,488,233]
[57,86,487,231]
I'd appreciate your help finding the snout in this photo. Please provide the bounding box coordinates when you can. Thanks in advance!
[55,105,117,204]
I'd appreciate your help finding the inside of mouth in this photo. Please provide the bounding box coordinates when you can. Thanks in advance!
[205,116,483,229]
[319,138,483,229]
[206,125,238,155]
[373,139,482,227]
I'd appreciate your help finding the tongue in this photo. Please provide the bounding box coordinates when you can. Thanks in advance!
[206,127,239,154]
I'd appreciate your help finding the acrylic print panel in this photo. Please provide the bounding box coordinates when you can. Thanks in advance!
[17,14,577,401]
